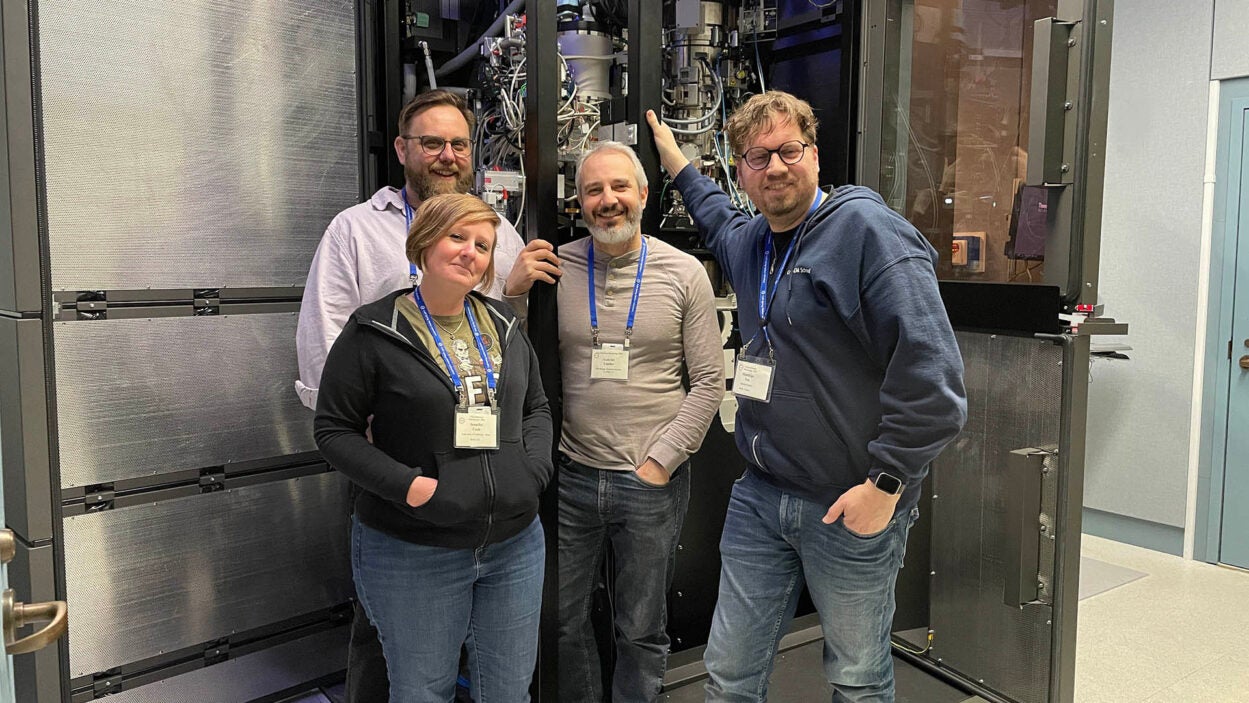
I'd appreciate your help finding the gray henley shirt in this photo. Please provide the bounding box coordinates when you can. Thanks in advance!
[509,235,725,474]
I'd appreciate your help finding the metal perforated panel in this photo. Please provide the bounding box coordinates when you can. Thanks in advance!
[53,314,314,489]
[38,0,359,291]
[103,626,348,703]
[929,333,1063,703]
[63,473,352,678]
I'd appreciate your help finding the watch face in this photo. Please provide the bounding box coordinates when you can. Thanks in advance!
[875,472,903,495]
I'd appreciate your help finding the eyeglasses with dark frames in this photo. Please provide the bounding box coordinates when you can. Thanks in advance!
[738,140,810,170]
[401,135,473,157]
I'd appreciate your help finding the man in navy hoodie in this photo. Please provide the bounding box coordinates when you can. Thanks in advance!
[646,93,966,702]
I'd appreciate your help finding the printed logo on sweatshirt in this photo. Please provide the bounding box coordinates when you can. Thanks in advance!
[791,266,812,274]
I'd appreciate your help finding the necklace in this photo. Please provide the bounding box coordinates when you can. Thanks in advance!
[433,315,465,338]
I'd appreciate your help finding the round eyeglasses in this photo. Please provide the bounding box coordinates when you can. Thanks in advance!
[402,135,473,157]
[738,140,810,170]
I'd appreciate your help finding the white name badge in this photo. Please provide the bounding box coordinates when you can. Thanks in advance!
[590,343,630,381]
[454,406,500,449]
[733,355,776,403]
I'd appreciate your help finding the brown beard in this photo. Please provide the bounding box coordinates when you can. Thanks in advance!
[407,163,474,201]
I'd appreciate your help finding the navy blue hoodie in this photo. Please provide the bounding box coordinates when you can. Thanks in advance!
[674,165,967,512]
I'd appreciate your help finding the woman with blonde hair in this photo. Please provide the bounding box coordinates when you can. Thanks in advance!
[315,193,551,702]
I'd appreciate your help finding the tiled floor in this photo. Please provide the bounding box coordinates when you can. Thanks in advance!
[1075,535,1249,703]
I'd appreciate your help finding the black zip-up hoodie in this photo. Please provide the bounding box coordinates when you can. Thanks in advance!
[314,289,553,549]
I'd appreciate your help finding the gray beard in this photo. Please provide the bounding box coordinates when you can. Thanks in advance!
[587,207,642,246]
[588,221,636,245]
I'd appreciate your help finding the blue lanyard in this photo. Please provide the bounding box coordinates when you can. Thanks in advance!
[402,188,419,285]
[412,286,498,407]
[756,191,824,351]
[587,237,649,349]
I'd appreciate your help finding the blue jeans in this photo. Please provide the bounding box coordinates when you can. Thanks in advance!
[557,454,692,703]
[351,515,545,703]
[703,469,915,703]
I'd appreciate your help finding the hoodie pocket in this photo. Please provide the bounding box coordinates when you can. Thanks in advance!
[490,439,543,519]
[413,449,488,526]
[757,389,853,487]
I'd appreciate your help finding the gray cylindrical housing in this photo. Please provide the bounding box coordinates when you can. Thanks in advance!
[558,29,616,100]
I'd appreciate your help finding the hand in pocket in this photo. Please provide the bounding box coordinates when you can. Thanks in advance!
[406,476,438,507]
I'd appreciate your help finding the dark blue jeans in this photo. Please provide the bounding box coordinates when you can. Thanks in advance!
[351,515,544,703]
[703,469,916,703]
[557,454,692,703]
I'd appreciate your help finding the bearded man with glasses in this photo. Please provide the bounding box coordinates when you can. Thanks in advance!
[296,89,524,703]
[647,92,966,702]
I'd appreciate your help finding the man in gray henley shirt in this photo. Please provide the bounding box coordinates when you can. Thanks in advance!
[504,141,724,702]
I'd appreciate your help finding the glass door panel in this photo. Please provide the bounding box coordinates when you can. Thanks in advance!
[879,0,1058,283]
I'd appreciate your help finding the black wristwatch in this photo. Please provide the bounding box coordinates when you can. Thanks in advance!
[872,471,905,496]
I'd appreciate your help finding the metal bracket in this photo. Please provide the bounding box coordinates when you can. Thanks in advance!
[1004,447,1056,607]
[597,122,637,145]
[84,485,116,512]
[92,670,122,697]
[199,468,226,493]
[1072,318,1129,336]
[204,639,229,665]
[1028,18,1081,186]
[193,289,221,316]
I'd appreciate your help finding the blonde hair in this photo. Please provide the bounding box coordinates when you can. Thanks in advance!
[406,194,501,290]
[725,90,819,157]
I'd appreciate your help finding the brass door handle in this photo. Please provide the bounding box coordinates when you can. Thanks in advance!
[1241,355,1249,370]
[3,589,68,655]
[0,530,68,654]
[0,530,14,565]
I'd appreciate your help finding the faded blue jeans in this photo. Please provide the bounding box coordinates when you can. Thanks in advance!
[557,453,692,703]
[704,469,916,703]
[351,515,544,703]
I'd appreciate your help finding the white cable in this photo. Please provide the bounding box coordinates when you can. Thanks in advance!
[662,64,723,126]
[755,41,766,93]
[663,112,718,125]
[419,41,438,89]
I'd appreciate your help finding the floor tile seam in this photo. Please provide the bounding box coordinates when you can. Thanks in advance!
[1076,677,1175,703]
[1075,577,1156,602]
[1141,654,1247,698]
[1082,546,1183,569]
[1132,672,1204,703]
[1088,555,1174,572]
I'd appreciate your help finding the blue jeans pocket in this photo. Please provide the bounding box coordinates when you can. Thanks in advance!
[838,515,896,540]
[626,468,670,489]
